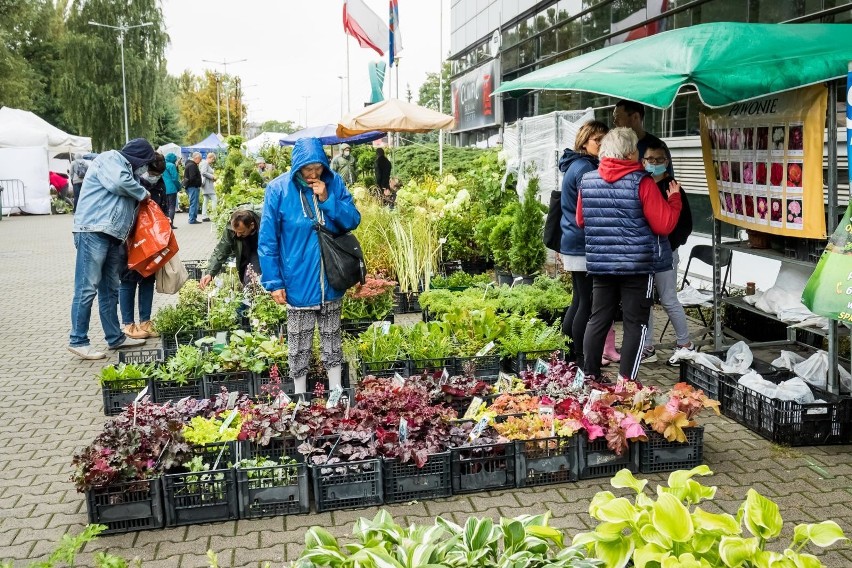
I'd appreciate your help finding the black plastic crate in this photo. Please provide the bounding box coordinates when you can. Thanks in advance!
[253,369,296,398]
[152,377,204,402]
[639,427,704,473]
[162,329,229,359]
[303,362,352,395]
[118,349,164,365]
[394,291,422,314]
[162,442,239,526]
[450,442,516,493]
[203,370,254,398]
[679,354,778,405]
[577,435,639,480]
[409,357,455,377]
[511,350,564,374]
[311,459,383,512]
[454,355,502,380]
[515,436,578,487]
[382,453,452,504]
[243,436,301,462]
[342,319,374,336]
[85,478,164,534]
[101,378,153,416]
[182,259,206,281]
[360,359,410,379]
[719,376,849,446]
[807,239,827,264]
[236,462,309,519]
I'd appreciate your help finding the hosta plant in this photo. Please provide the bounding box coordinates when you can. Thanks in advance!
[573,466,847,568]
[294,510,602,568]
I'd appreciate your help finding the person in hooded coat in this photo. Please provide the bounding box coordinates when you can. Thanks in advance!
[259,137,361,394]
[68,138,155,360]
[162,153,181,228]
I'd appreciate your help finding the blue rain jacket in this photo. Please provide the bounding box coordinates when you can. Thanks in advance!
[163,153,181,195]
[259,138,361,307]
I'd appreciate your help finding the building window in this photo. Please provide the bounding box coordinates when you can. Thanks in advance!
[503,46,519,71]
[693,0,749,23]
[749,0,808,22]
[581,1,612,44]
[611,0,647,27]
[502,23,519,48]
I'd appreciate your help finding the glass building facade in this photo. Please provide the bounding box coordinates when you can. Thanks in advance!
[450,0,851,140]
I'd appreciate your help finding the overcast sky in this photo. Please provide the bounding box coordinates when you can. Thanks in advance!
[161,0,451,130]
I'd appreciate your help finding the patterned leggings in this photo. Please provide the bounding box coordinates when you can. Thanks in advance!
[287,299,343,383]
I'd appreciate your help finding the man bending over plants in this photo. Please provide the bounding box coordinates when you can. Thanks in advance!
[199,206,262,289]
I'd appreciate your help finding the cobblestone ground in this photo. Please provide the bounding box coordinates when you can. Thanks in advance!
[1,213,851,567]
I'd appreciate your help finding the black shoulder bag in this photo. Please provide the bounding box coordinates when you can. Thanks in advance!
[543,190,563,252]
[300,191,366,291]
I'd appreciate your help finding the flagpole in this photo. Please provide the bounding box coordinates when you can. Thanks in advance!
[439,0,444,175]
[346,35,351,113]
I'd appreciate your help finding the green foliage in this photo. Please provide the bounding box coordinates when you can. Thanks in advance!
[152,304,205,337]
[0,524,135,568]
[497,315,569,357]
[442,307,508,356]
[152,345,215,384]
[419,278,570,320]
[260,119,301,134]
[573,467,848,568]
[96,363,153,386]
[183,415,241,445]
[351,144,376,187]
[176,70,244,145]
[509,177,547,276]
[293,509,602,568]
[358,325,407,363]
[212,179,265,235]
[489,213,516,270]
[58,0,169,149]
[430,271,493,289]
[404,321,455,361]
[390,145,493,182]
[438,208,484,263]
[417,61,452,112]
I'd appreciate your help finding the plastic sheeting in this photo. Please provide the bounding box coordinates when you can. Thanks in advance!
[500,109,595,200]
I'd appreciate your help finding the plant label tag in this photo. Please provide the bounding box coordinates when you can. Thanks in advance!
[219,408,239,433]
[398,417,409,442]
[440,368,450,384]
[272,392,290,409]
[290,398,304,422]
[572,368,586,390]
[226,391,239,409]
[177,396,192,407]
[326,386,343,409]
[535,358,550,375]
[381,321,392,335]
[463,396,484,420]
[584,389,603,413]
[344,397,351,419]
[393,372,406,387]
[469,416,490,442]
[133,385,149,403]
[539,405,554,417]
[512,276,524,287]
[475,341,495,357]
[495,372,513,393]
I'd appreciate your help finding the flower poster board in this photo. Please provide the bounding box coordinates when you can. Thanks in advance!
[700,85,827,238]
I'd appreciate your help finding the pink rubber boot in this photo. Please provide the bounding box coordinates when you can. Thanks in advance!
[601,325,621,365]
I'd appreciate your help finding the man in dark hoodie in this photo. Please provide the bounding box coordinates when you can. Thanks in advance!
[576,127,682,382]
[68,138,155,360]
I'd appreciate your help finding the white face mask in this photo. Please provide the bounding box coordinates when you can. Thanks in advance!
[141,172,161,184]
[134,165,148,177]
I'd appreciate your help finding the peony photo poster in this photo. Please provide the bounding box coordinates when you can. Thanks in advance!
[700,84,827,238]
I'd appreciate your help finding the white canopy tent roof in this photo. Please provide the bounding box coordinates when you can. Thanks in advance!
[0,107,91,156]
[244,132,291,155]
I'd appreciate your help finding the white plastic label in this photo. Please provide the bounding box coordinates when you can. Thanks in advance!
[133,385,149,403]
[534,358,550,375]
[381,321,391,335]
[393,372,406,387]
[440,368,450,384]
[495,372,513,393]
[398,417,409,442]
[572,368,586,390]
[226,391,238,409]
[463,396,483,420]
[326,385,343,408]
[272,392,291,409]
[469,417,490,441]
[475,341,495,357]
[219,409,239,433]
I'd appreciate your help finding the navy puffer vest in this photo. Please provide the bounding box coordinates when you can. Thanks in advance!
[581,170,659,275]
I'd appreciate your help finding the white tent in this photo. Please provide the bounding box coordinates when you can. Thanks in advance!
[244,132,290,155]
[157,142,182,160]
[0,107,92,215]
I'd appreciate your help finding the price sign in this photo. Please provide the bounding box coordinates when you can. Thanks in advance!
[381,321,392,335]
[534,358,550,375]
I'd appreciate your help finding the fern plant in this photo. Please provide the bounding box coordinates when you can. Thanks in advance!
[497,315,569,357]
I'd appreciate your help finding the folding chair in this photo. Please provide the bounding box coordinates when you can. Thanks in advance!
[661,244,732,344]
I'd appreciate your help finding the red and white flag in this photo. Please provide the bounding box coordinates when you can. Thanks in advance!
[343,0,389,56]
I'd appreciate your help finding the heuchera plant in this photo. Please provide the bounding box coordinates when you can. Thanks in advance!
[642,382,721,443]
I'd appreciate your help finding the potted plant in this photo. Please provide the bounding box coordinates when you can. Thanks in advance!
[489,214,515,285]
[509,177,547,284]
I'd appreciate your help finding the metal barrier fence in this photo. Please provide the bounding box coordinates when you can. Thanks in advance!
[0,179,26,220]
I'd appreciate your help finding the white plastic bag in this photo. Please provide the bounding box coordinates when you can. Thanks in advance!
[774,377,815,404]
[677,285,713,307]
[737,370,777,398]
[720,341,753,374]
[673,348,723,371]
[771,350,806,371]
[794,352,829,389]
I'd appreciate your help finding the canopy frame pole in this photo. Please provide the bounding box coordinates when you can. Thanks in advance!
[827,79,839,394]
[438,0,444,175]
[346,36,351,113]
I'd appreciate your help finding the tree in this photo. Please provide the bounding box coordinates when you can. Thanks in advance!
[177,70,245,143]
[58,0,169,149]
[260,119,301,134]
[152,75,185,146]
[417,61,452,113]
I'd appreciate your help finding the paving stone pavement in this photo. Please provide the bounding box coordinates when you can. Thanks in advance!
[1,212,852,567]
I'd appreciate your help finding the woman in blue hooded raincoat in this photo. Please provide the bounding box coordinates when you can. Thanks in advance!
[259,137,361,393]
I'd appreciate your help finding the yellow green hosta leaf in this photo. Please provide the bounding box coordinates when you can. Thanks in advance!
[638,523,673,549]
[784,550,823,568]
[667,465,713,489]
[611,469,648,494]
[595,497,640,524]
[692,507,741,536]
[752,550,797,568]
[742,489,783,540]
[792,521,847,548]
[594,537,634,568]
[594,521,630,541]
[652,493,694,542]
[589,491,617,517]
[525,524,564,548]
[719,536,760,567]
[633,542,669,568]
[661,552,708,568]
[305,526,339,549]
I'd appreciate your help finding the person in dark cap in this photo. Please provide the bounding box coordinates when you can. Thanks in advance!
[68,138,156,360]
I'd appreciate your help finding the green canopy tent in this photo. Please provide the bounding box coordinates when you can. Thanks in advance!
[494,23,852,109]
[495,22,852,392]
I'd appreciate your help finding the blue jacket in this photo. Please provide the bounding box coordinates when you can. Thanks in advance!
[163,153,181,195]
[581,169,657,276]
[73,150,148,241]
[558,149,597,256]
[259,138,361,307]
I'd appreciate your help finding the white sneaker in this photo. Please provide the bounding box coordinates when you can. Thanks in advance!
[110,336,147,349]
[68,345,106,360]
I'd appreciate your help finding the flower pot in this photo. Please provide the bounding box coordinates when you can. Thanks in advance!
[496,270,513,286]
[511,274,536,286]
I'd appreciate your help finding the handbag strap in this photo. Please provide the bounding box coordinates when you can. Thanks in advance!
[299,189,325,227]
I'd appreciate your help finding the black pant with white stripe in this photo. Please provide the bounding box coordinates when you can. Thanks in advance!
[582,273,654,381]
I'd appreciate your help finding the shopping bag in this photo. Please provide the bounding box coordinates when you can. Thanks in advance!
[136,232,179,277]
[801,202,852,322]
[156,252,189,294]
[128,200,172,272]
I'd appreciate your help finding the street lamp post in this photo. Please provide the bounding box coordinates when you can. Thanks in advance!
[202,58,247,136]
[303,96,310,127]
[88,20,153,144]
[337,76,346,118]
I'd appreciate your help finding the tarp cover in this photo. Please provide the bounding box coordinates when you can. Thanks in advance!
[494,23,852,109]
[279,124,386,146]
[245,132,292,154]
[181,133,226,158]
[336,98,454,137]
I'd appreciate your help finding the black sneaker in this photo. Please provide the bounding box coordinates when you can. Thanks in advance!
[640,347,658,364]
